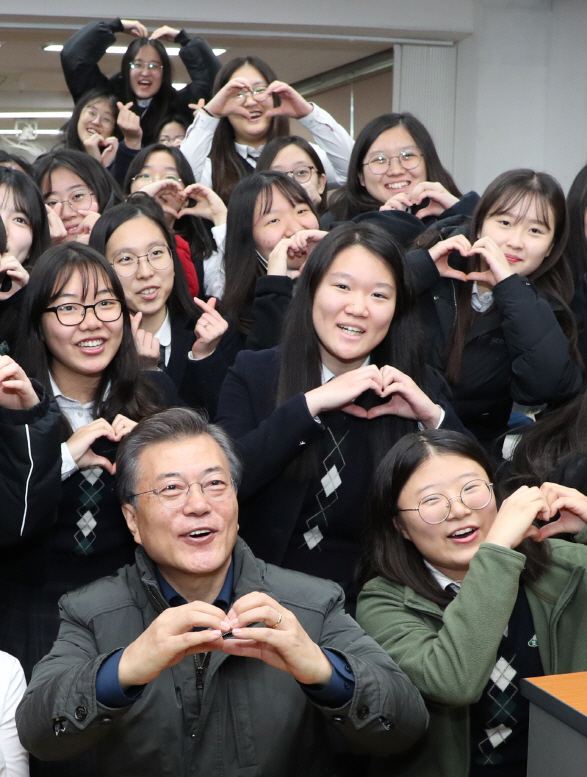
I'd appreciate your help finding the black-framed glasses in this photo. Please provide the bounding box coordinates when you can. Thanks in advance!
[398,479,494,525]
[45,299,123,326]
[45,189,94,213]
[110,245,173,277]
[363,150,423,175]
[129,61,163,72]
[284,165,316,184]
[133,472,235,508]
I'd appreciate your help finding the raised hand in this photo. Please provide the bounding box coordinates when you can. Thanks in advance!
[117,601,227,688]
[484,485,550,548]
[466,236,513,287]
[120,19,149,38]
[263,81,313,120]
[204,78,257,120]
[410,181,460,220]
[72,206,101,245]
[427,234,471,282]
[117,102,143,150]
[176,184,227,226]
[136,179,186,220]
[0,253,29,301]
[379,191,412,212]
[191,297,228,359]
[45,204,67,245]
[82,133,118,166]
[221,592,332,686]
[149,25,181,43]
[0,356,39,410]
[368,366,442,427]
[188,99,206,118]
[131,311,161,370]
[65,418,120,475]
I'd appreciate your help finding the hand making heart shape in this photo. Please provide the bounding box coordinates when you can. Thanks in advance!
[304,364,442,428]
[427,233,514,287]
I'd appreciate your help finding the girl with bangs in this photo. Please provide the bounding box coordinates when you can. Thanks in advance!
[407,168,582,454]
[218,170,326,360]
[0,243,175,683]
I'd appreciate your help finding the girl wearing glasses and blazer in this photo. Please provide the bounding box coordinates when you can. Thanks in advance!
[357,429,587,777]
[0,243,176,683]
[61,19,222,146]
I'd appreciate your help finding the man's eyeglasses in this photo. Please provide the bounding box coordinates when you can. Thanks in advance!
[133,473,235,508]
[398,480,494,525]
[45,299,123,326]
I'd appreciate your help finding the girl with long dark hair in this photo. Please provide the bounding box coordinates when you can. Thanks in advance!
[61,19,221,146]
[216,222,466,609]
[0,243,174,682]
[33,149,122,245]
[90,195,228,416]
[357,428,587,777]
[565,164,587,363]
[328,112,476,226]
[58,87,143,185]
[408,168,582,453]
[181,55,353,204]
[124,143,227,297]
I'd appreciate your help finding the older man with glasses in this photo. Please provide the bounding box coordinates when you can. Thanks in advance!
[17,407,427,777]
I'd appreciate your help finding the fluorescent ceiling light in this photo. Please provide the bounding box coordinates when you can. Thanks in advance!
[45,44,226,56]
[0,111,71,119]
[172,83,187,90]
[0,129,61,135]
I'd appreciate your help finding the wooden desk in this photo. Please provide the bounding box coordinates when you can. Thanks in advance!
[521,672,587,776]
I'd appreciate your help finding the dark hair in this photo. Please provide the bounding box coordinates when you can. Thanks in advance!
[329,112,461,221]
[0,150,33,177]
[116,407,242,507]
[256,135,328,215]
[154,114,190,144]
[120,39,174,145]
[89,192,201,323]
[32,148,123,214]
[0,166,50,269]
[445,168,577,384]
[505,390,587,491]
[221,171,318,332]
[566,164,587,289]
[14,242,165,427]
[358,429,551,606]
[59,88,120,153]
[209,56,289,204]
[277,221,426,478]
[123,143,214,262]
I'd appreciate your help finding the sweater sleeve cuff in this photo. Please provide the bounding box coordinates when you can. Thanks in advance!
[299,649,355,708]
[95,649,145,708]
[107,18,124,33]
[175,29,190,46]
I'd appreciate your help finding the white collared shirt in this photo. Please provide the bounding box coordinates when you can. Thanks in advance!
[50,375,94,480]
[155,310,172,367]
[471,281,494,313]
[424,560,462,592]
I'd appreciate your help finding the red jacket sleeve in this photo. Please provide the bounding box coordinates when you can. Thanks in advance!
[174,235,199,298]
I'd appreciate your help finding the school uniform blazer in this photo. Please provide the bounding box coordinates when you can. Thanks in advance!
[166,312,230,418]
[408,249,583,450]
[216,347,469,567]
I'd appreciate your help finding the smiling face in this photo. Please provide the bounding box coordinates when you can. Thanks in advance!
[77,98,116,143]
[122,435,239,586]
[42,267,123,387]
[0,186,33,263]
[129,44,163,100]
[105,215,174,333]
[252,185,319,261]
[312,245,397,374]
[270,144,327,207]
[227,63,272,147]
[397,453,498,580]
[158,121,186,147]
[42,167,96,242]
[479,195,555,277]
[360,125,427,205]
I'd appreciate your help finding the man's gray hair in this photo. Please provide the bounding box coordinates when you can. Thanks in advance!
[116,407,242,507]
